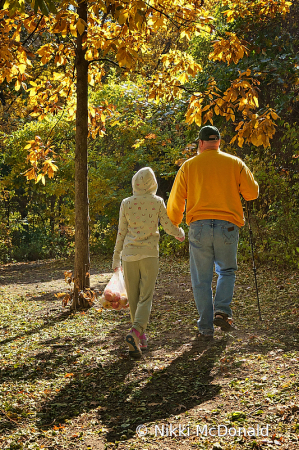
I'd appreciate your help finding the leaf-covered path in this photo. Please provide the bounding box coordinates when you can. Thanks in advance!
[0,257,298,450]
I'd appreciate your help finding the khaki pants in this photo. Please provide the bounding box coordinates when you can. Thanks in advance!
[123,257,159,335]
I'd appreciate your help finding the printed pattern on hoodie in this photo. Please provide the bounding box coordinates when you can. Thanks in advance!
[112,167,184,269]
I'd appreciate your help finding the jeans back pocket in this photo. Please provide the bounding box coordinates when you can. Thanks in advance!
[189,223,204,247]
[221,224,239,244]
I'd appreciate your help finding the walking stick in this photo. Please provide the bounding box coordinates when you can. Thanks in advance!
[245,201,262,320]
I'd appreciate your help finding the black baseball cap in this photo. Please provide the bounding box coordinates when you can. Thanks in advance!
[197,125,220,141]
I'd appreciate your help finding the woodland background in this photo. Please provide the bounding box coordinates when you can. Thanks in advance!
[0,2,299,449]
[0,0,298,269]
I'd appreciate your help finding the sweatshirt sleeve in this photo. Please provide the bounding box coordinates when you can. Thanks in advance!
[159,199,185,239]
[166,167,187,226]
[112,201,128,270]
[239,164,259,201]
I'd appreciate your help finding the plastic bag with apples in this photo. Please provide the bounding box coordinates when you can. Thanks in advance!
[100,268,129,310]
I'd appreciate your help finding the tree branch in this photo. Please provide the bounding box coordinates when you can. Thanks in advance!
[22,15,44,47]
[45,63,76,141]
[143,1,180,28]
[88,58,125,69]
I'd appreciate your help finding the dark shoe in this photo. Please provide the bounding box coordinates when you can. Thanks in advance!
[213,313,234,331]
[125,331,142,359]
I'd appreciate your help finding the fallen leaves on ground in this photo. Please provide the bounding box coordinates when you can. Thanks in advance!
[0,256,298,450]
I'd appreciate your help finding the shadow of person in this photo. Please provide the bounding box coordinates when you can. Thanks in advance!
[37,355,136,430]
[37,332,228,446]
[103,336,228,442]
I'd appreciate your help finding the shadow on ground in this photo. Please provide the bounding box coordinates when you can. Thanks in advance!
[0,309,72,346]
[32,336,228,443]
[0,257,111,286]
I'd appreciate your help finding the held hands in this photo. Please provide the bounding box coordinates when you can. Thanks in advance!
[175,227,185,242]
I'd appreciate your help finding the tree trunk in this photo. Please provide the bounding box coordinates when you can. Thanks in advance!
[50,194,55,234]
[72,0,90,310]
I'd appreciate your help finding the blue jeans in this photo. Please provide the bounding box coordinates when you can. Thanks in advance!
[189,219,239,335]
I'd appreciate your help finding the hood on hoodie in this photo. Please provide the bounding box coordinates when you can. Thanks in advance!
[132,167,158,195]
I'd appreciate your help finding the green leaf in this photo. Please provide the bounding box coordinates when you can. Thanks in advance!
[5,0,57,14]
[231,411,246,421]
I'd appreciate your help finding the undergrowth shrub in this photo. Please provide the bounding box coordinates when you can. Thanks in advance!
[240,155,299,268]
[159,223,189,257]
[0,224,74,262]
[90,219,117,256]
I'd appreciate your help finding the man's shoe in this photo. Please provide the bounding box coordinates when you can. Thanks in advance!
[213,313,234,331]
[125,331,142,359]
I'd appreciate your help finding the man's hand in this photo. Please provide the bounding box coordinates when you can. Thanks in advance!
[176,236,185,242]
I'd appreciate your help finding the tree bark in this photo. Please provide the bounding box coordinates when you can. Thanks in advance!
[50,194,55,234]
[72,0,90,310]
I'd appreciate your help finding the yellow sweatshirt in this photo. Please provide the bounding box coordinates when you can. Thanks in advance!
[167,148,259,228]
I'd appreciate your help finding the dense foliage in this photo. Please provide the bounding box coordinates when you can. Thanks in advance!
[0,0,298,267]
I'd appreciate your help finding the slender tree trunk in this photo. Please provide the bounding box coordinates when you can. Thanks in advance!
[6,197,10,227]
[72,0,90,310]
[58,196,64,233]
[50,194,55,234]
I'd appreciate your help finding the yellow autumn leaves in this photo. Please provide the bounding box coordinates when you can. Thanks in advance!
[231,109,278,148]
[186,70,278,149]
[222,0,292,23]
[2,0,292,187]
[23,137,58,185]
[209,33,249,65]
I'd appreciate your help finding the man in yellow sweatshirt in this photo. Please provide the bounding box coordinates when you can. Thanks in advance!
[167,125,259,340]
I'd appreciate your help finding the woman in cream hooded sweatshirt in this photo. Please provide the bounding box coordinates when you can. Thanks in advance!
[113,167,185,358]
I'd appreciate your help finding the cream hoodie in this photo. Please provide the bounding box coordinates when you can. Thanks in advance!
[112,167,185,269]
